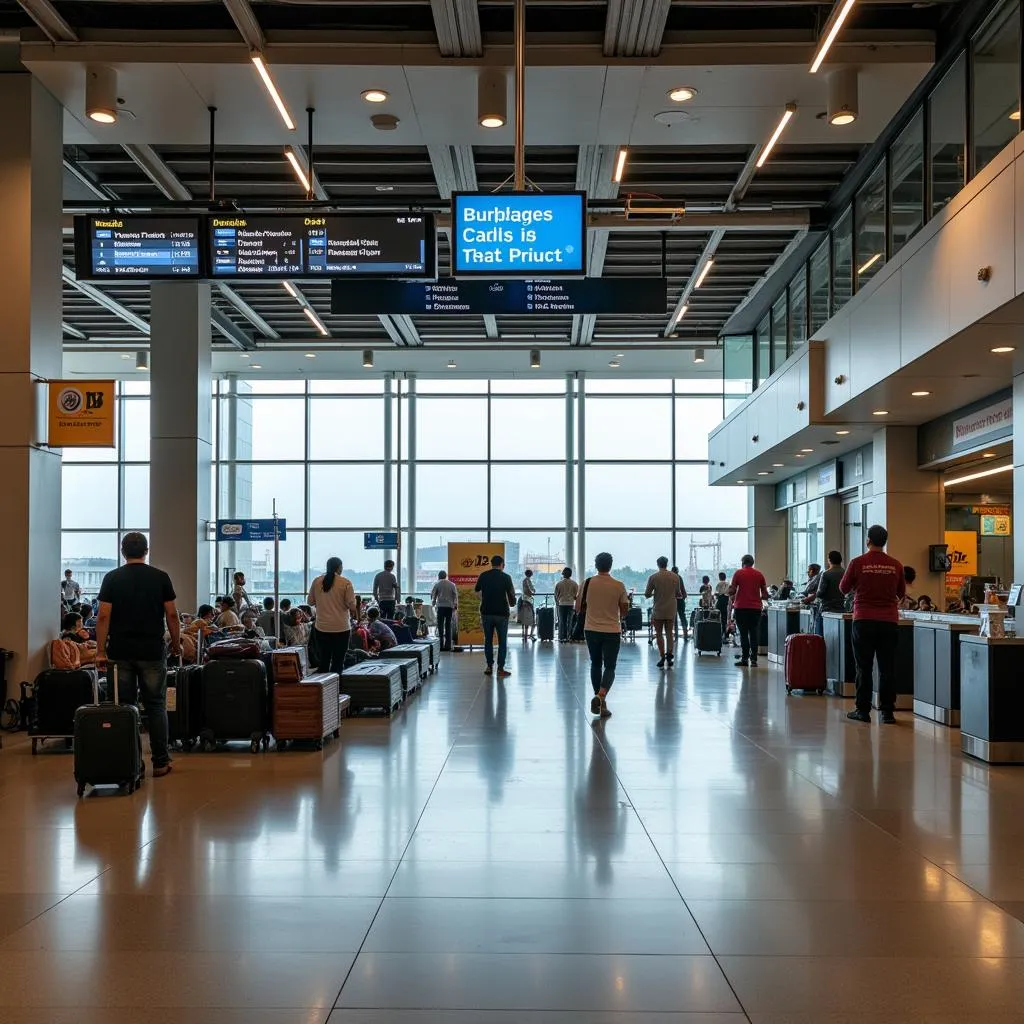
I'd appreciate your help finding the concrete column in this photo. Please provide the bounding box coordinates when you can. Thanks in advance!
[406,376,416,596]
[749,485,787,583]
[564,372,574,572]
[149,283,212,610]
[871,426,944,598]
[1013,372,1024,583]
[0,74,63,685]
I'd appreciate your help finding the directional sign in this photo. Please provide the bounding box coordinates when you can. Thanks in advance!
[216,519,287,542]
[364,531,399,550]
[332,277,667,316]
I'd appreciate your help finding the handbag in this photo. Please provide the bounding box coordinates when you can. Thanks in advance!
[307,625,324,671]
[206,637,263,660]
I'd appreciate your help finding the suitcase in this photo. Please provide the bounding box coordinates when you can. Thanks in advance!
[338,692,352,719]
[207,637,265,660]
[340,662,404,716]
[412,636,441,672]
[73,667,144,797]
[537,606,555,642]
[378,644,431,679]
[273,672,341,749]
[694,617,723,656]
[784,632,827,693]
[379,657,422,696]
[623,607,643,639]
[29,668,96,753]
[570,611,586,642]
[167,661,204,751]
[200,659,269,753]
[272,645,309,684]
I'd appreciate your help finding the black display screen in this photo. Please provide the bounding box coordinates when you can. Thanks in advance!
[74,216,202,279]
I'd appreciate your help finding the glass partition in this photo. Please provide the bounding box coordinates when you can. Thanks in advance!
[808,240,830,336]
[789,269,808,352]
[889,109,925,256]
[972,0,1021,176]
[756,313,771,386]
[930,53,967,215]
[771,294,788,370]
[855,161,887,288]
[831,208,853,314]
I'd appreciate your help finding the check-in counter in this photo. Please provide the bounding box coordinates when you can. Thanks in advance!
[766,604,802,664]
[823,612,855,697]
[911,614,980,726]
[758,610,769,656]
[871,617,916,710]
[799,607,814,635]
[960,635,1024,763]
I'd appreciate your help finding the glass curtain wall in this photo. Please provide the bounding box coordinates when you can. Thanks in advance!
[971,0,1021,176]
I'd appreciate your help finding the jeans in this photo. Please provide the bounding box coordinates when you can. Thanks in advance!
[112,659,168,768]
[316,628,350,676]
[676,599,688,636]
[585,630,621,694]
[437,606,454,650]
[481,614,510,668]
[379,600,396,620]
[733,608,761,663]
[852,618,898,714]
[557,605,574,641]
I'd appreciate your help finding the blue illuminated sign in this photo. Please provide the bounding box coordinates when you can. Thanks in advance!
[216,519,287,542]
[364,531,399,550]
[451,192,586,277]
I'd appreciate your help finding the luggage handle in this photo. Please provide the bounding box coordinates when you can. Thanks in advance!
[96,663,118,705]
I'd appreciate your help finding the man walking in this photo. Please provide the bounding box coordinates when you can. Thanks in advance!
[474,554,516,677]
[840,524,905,725]
[554,567,579,642]
[578,552,629,719]
[95,532,180,778]
[729,554,769,667]
[645,556,682,668]
[373,559,400,620]
[431,569,458,651]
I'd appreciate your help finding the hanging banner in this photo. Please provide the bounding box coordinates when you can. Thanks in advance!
[944,530,978,576]
[47,380,115,448]
[448,541,506,647]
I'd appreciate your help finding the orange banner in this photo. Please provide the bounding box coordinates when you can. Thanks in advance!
[48,380,115,448]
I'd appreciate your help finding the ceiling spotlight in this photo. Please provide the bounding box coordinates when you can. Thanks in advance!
[447,359,457,369]
[478,68,507,128]
[120,353,132,360]
[1012,110,1021,121]
[827,67,859,126]
[530,348,541,369]
[983,452,998,458]
[772,463,784,467]
[736,479,746,484]
[85,65,118,124]
[836,429,850,435]
[911,390,931,397]
[872,409,888,416]
[756,104,797,168]
[613,147,629,184]
[694,258,714,288]
[251,363,263,369]
[992,346,1015,353]
[615,353,624,358]
[810,0,858,74]
[757,471,770,476]
[668,86,697,102]
[239,353,250,359]
[608,359,621,368]
[363,349,374,368]
[135,350,149,372]
[361,89,389,103]
[250,52,296,131]
[693,348,705,364]
[800,447,814,453]
[304,350,317,358]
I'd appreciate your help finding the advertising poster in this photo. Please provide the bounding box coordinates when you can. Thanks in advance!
[47,380,115,448]
[944,530,978,606]
[448,541,506,646]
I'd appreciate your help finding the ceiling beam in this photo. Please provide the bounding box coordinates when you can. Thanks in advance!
[428,144,477,200]
[17,0,77,43]
[216,283,280,339]
[723,228,810,328]
[380,313,422,346]
[211,306,257,351]
[122,144,193,201]
[222,0,264,50]
[604,0,670,57]
[63,156,118,202]
[430,0,483,57]
[62,322,87,341]
[62,265,150,336]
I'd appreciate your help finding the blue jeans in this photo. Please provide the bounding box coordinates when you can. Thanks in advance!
[481,614,510,668]
[112,659,169,768]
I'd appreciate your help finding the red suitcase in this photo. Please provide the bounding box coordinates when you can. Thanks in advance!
[785,633,826,693]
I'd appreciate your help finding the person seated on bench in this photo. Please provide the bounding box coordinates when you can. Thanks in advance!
[216,595,243,631]
[367,607,398,652]
[282,607,311,648]
[240,609,267,640]
[58,611,99,665]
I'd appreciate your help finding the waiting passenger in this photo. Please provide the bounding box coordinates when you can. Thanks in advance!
[307,556,358,677]
[578,552,629,719]
[801,564,822,601]
[232,572,251,612]
[61,568,82,611]
[520,568,537,643]
[729,555,769,668]
[240,609,266,640]
[366,607,397,652]
[813,550,846,635]
[373,560,400,620]
[900,566,918,609]
[282,607,310,648]
[256,597,276,636]
[60,612,98,659]
[917,595,935,612]
[671,566,688,641]
[714,572,731,619]
[778,578,795,601]
[554,567,579,642]
[698,576,714,610]
[432,570,459,651]
[216,596,242,630]
[475,554,516,677]
[645,556,681,669]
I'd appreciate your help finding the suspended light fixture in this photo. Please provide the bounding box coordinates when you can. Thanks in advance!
[530,348,541,369]
[693,348,705,364]
[85,65,118,124]
[478,68,507,128]
[613,148,628,184]
[135,350,149,371]
[827,67,859,125]
[694,257,714,288]
[810,0,858,74]
[251,51,296,130]
[303,307,329,337]
[363,349,374,368]
[756,104,797,168]
[284,146,311,193]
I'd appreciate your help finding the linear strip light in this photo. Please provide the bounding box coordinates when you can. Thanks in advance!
[303,306,329,337]
[810,0,857,74]
[669,304,688,329]
[756,105,797,168]
[251,52,296,131]
[613,147,628,184]
[284,146,310,193]
[944,464,1012,487]
[283,281,299,299]
[857,252,881,275]
[694,257,714,288]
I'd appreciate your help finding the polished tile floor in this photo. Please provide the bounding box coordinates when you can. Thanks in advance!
[4,639,1024,1021]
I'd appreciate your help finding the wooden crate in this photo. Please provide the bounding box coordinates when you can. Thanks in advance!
[273,672,340,748]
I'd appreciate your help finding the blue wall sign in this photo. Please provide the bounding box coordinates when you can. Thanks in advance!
[451,192,586,276]
[364,531,399,550]
[216,519,287,542]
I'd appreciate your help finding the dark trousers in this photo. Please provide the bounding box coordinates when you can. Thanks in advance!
[557,605,574,641]
[852,619,898,714]
[437,606,454,650]
[733,608,761,663]
[317,629,350,677]
[379,600,396,620]
[585,630,621,694]
[676,599,688,637]
[112,659,168,769]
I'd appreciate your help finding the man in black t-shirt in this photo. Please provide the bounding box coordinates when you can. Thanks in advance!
[474,555,516,677]
[96,532,180,777]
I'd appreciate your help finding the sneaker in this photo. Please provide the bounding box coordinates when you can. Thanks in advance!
[750,659,758,667]
[847,709,871,723]
[599,700,612,719]
[498,668,511,678]
[152,763,173,778]
[590,694,602,715]
[667,653,674,665]
[656,657,666,668]
[881,711,897,725]
[734,659,748,667]
[484,666,493,676]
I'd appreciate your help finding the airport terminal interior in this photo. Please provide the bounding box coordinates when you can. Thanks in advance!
[7,0,1024,1017]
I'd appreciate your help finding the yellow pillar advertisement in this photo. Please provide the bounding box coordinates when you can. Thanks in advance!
[47,380,115,447]
[448,541,506,647]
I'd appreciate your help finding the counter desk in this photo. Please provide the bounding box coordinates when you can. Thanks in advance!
[822,612,855,697]
[960,635,1024,764]
[766,604,803,664]
[872,618,916,711]
[910,614,980,727]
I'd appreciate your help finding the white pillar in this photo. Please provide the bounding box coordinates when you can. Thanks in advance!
[749,485,787,583]
[1013,372,1024,583]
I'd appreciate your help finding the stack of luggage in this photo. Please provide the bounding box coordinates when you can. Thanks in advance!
[692,608,723,656]
[273,671,342,749]
[338,662,404,716]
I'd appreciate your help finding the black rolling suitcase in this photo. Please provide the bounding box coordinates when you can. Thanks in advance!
[537,606,555,642]
[73,667,143,797]
[411,636,441,672]
[167,660,204,751]
[694,609,723,656]
[200,659,269,753]
[28,668,96,754]
[341,662,404,716]
[623,607,643,640]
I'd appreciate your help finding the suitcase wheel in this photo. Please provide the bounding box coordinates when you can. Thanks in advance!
[262,735,270,751]
[31,739,37,755]
[250,738,260,754]
[76,783,85,797]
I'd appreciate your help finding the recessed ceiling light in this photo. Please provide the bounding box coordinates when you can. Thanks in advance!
[251,363,262,369]
[120,353,132,360]
[608,360,621,368]
[1011,110,1021,121]
[872,410,888,416]
[992,346,1015,353]
[772,463,784,467]
[757,471,770,476]
[668,86,698,102]
[239,353,250,359]
[305,352,316,359]
[830,111,857,126]
[911,390,930,397]
[801,448,814,453]
[983,452,998,458]
[835,429,850,435]
[361,89,389,103]
[375,184,395,192]
[447,359,457,369]
[794,454,805,458]
[736,479,746,484]
[615,352,624,358]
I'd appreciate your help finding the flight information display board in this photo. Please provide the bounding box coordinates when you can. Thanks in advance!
[208,213,435,279]
[74,216,202,279]
[451,192,586,276]
[331,277,667,315]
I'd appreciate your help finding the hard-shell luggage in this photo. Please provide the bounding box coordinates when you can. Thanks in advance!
[379,657,422,696]
[272,645,309,684]
[412,635,442,671]
[570,611,586,642]
[200,659,269,753]
[784,632,827,694]
[207,637,265,660]
[340,662,404,716]
[29,668,96,753]
[378,643,431,679]
[73,668,143,796]
[167,661,204,750]
[623,607,643,640]
[695,617,723,656]
[537,606,556,642]
[273,672,341,749]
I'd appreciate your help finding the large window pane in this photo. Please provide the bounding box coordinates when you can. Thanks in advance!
[122,398,150,461]
[490,464,565,528]
[492,379,566,394]
[789,271,808,352]
[122,465,149,529]
[247,398,306,461]
[675,398,726,460]
[417,379,488,394]
[61,532,119,594]
[308,531,394,591]
[417,397,487,459]
[930,53,967,215]
[585,379,672,394]
[582,532,672,590]
[789,499,826,581]
[63,465,118,529]
[220,463,306,527]
[723,335,754,396]
[756,313,771,387]
[771,294,788,370]
[678,531,751,590]
[972,0,1020,177]
[410,531,489,594]
[586,397,672,459]
[417,463,488,527]
[492,531,571,592]
[245,379,306,395]
[675,465,747,529]
[831,208,853,314]
[855,161,886,289]
[490,398,565,459]
[309,398,384,461]
[308,464,384,527]
[225,534,307,603]
[889,109,925,255]
[585,464,671,527]
[309,379,384,394]
[808,242,830,335]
